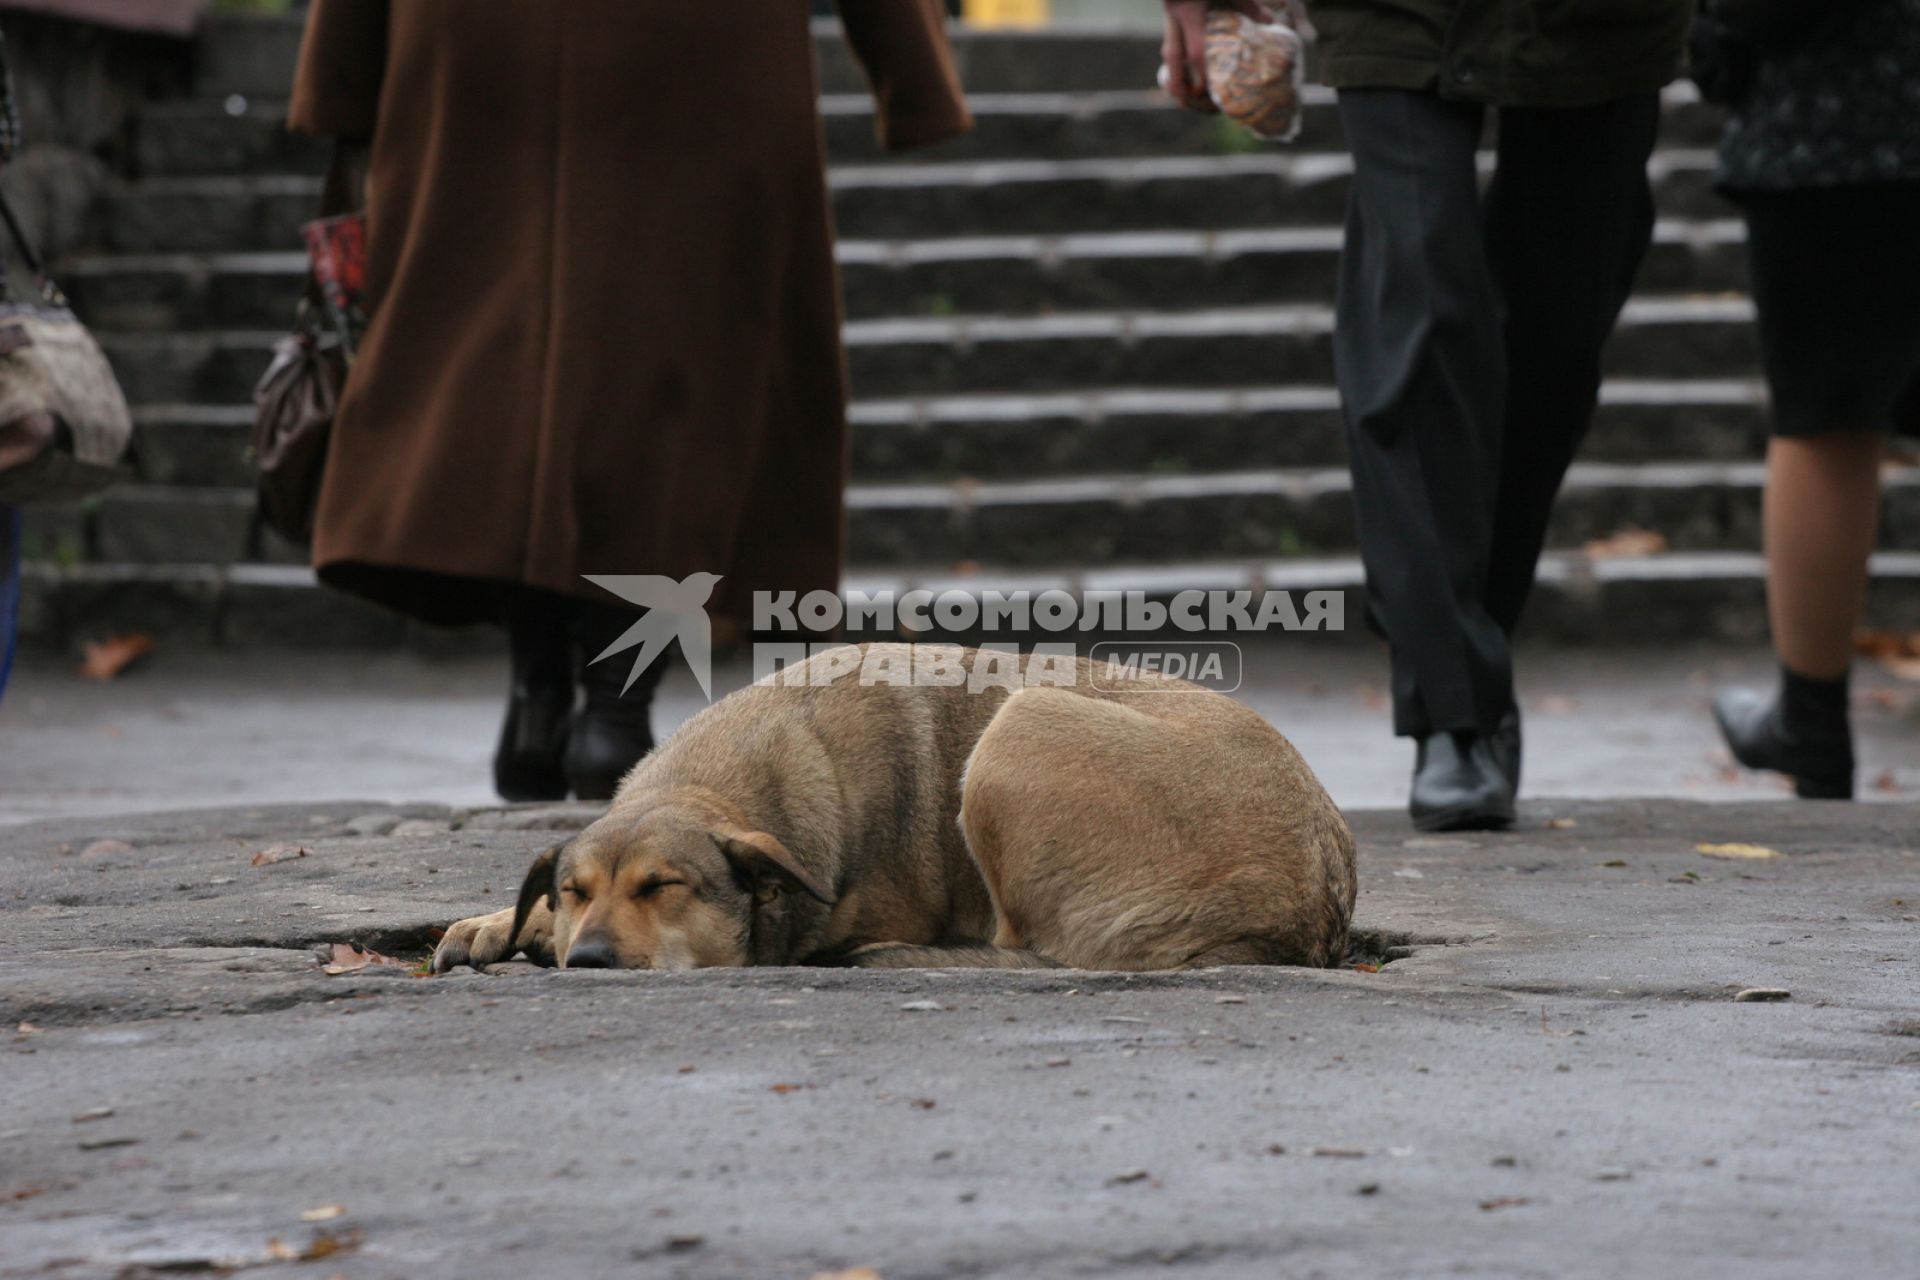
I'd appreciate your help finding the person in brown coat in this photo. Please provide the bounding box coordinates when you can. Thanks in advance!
[288,1,970,801]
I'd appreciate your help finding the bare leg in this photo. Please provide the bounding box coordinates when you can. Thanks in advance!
[1764,431,1883,678]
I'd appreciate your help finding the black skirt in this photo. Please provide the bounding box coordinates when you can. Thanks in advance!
[1735,183,1920,438]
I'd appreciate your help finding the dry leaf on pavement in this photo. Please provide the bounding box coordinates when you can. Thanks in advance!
[300,1205,346,1222]
[265,1228,362,1262]
[1583,527,1667,559]
[1696,842,1781,861]
[250,844,309,867]
[810,1271,883,1280]
[321,943,410,975]
[76,633,155,681]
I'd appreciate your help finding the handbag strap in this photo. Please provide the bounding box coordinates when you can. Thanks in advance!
[0,186,61,305]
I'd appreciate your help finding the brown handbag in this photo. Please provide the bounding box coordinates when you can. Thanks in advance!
[251,142,367,545]
[0,190,135,504]
[251,299,347,544]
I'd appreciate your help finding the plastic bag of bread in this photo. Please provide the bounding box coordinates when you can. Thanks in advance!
[1159,6,1308,144]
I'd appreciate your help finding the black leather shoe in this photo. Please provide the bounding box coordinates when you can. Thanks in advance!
[494,598,574,803]
[565,605,659,801]
[1490,705,1523,796]
[1410,731,1516,832]
[1713,687,1854,800]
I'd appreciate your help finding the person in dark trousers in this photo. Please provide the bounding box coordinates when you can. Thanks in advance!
[289,1,969,803]
[1163,0,1692,830]
[1697,0,1920,799]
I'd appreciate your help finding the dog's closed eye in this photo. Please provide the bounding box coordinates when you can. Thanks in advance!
[560,880,591,903]
[634,877,686,899]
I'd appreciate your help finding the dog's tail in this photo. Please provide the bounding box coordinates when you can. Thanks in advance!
[824,942,1063,970]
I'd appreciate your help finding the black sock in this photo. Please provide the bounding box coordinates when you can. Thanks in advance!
[1779,663,1850,733]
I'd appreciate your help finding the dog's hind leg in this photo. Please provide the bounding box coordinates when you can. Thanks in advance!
[825,942,1061,969]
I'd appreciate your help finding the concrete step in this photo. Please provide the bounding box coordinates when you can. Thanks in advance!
[131,86,1725,177]
[18,551,1920,652]
[62,220,1749,330]
[120,381,1768,492]
[92,297,1762,405]
[91,151,1724,253]
[39,460,1920,572]
[186,18,1297,101]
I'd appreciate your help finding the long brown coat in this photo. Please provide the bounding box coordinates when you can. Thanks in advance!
[288,1,969,627]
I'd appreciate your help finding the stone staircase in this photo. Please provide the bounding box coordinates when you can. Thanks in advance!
[21,14,1920,650]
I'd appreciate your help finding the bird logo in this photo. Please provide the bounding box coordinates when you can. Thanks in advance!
[580,573,723,699]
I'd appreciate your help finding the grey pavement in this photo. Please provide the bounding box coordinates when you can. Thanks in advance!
[1,797,1917,1278]
[3,642,1918,826]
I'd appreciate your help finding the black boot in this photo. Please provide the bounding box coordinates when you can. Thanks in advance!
[1713,667,1854,800]
[494,591,575,803]
[1490,704,1523,796]
[565,602,662,801]
[1410,730,1516,832]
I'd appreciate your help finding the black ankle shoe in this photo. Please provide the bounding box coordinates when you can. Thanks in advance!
[565,605,660,801]
[494,594,574,803]
[1712,686,1854,800]
[1411,731,1516,832]
[1490,705,1523,796]
[495,680,572,802]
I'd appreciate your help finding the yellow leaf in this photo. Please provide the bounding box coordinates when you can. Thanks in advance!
[300,1205,346,1222]
[1695,842,1781,861]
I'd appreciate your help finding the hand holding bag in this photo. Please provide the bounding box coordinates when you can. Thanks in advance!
[251,141,367,545]
[0,190,135,504]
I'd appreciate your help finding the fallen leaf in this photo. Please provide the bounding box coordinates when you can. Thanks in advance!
[1265,1143,1287,1155]
[1356,1182,1381,1196]
[300,1204,346,1222]
[1044,1057,1072,1068]
[666,1233,705,1251]
[909,1098,937,1110]
[897,999,945,1012]
[1696,842,1781,861]
[1546,817,1577,830]
[76,633,155,681]
[266,1229,362,1262]
[15,1022,40,1035]
[768,1083,811,1095]
[320,942,410,975]
[71,1107,114,1123]
[810,1270,883,1280]
[1106,1168,1150,1186]
[1351,962,1380,974]
[1599,859,1628,868]
[250,844,309,867]
[1734,987,1791,1003]
[1480,1196,1533,1211]
[1583,527,1667,560]
[1854,628,1920,659]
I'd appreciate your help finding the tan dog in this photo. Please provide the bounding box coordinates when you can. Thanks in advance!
[431,644,1355,973]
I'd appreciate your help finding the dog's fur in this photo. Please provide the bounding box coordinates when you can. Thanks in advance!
[432,644,1355,973]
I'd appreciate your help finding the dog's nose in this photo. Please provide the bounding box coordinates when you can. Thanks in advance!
[565,939,616,969]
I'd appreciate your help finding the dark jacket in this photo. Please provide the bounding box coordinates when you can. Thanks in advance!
[1311,0,1694,107]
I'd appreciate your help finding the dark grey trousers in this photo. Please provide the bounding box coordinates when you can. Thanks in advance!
[1333,88,1660,737]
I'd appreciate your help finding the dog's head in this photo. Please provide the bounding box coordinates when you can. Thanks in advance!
[509,806,836,970]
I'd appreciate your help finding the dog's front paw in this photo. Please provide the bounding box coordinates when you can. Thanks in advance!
[431,908,521,973]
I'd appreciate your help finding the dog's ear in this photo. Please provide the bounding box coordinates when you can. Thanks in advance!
[713,828,836,906]
[506,843,564,955]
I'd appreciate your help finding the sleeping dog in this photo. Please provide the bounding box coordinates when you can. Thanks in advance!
[432,644,1355,973]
